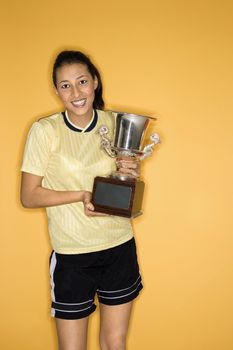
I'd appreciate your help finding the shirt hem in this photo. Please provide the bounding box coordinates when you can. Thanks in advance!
[21,167,45,177]
[52,234,134,254]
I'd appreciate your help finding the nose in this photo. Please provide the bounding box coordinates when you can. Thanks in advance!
[71,85,81,98]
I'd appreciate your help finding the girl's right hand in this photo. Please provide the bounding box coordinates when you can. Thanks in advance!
[82,191,109,217]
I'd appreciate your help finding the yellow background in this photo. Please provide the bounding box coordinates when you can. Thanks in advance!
[1,0,233,349]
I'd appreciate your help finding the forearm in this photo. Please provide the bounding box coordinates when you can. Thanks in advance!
[21,185,85,208]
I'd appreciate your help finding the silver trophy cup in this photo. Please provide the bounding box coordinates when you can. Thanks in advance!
[92,111,160,217]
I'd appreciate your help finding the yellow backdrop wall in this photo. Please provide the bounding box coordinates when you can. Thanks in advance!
[1,0,233,349]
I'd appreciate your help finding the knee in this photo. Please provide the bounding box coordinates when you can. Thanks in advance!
[100,332,126,350]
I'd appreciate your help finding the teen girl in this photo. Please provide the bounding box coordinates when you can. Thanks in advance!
[21,50,143,350]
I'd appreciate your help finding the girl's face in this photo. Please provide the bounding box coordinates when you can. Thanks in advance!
[55,63,98,122]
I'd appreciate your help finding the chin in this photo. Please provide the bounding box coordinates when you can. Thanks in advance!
[72,107,92,118]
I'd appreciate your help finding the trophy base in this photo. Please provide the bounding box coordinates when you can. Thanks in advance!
[110,171,136,181]
[92,176,145,218]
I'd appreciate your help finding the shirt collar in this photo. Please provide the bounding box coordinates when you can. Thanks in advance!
[62,110,98,132]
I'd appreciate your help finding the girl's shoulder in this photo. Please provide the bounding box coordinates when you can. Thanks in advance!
[37,112,62,128]
[96,109,116,127]
[26,112,62,148]
[34,112,64,138]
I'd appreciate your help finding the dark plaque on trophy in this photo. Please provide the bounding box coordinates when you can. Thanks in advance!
[92,111,160,218]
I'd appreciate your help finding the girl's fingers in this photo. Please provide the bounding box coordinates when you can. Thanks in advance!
[85,202,94,211]
[85,208,109,217]
[117,160,139,169]
[118,167,139,177]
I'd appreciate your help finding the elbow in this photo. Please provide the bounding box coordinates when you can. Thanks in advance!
[20,198,31,208]
[20,193,34,208]
[20,172,42,208]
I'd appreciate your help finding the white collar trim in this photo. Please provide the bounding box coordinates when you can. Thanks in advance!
[65,110,95,133]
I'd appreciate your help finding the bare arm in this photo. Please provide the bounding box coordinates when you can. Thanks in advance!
[20,172,106,216]
[20,172,86,208]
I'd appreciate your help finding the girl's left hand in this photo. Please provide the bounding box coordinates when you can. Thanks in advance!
[116,157,140,178]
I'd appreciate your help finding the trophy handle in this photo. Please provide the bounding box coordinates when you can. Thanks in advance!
[98,126,116,158]
[140,133,160,160]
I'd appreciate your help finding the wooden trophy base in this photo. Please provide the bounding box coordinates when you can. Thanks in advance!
[92,176,145,218]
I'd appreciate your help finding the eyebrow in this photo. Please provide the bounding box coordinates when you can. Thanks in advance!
[58,75,87,85]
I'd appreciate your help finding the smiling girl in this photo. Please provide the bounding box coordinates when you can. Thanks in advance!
[20,51,143,350]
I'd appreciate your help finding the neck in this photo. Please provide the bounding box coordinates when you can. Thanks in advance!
[67,110,94,129]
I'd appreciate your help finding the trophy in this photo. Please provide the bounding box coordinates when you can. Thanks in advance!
[92,111,160,218]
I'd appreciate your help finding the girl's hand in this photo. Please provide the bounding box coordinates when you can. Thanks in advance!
[82,191,108,217]
[116,157,140,178]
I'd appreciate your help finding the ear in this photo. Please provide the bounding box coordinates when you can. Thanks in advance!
[94,76,98,90]
[54,86,59,95]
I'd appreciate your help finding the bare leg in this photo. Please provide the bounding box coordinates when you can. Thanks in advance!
[99,302,133,350]
[55,317,89,350]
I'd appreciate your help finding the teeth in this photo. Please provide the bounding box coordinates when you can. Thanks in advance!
[72,99,86,107]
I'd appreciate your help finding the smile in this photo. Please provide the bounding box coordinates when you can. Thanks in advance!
[71,98,87,107]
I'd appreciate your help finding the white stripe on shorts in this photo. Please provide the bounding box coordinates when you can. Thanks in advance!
[97,276,141,294]
[50,252,57,302]
[52,305,94,313]
[98,281,142,300]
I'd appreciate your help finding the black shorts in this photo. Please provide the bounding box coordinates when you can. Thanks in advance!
[49,238,143,320]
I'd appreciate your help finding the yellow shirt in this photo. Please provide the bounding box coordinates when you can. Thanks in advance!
[21,109,134,254]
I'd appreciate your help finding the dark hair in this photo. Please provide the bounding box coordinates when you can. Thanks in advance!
[52,50,104,109]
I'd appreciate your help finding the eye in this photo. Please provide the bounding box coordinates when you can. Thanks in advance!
[61,83,70,89]
[79,79,88,85]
